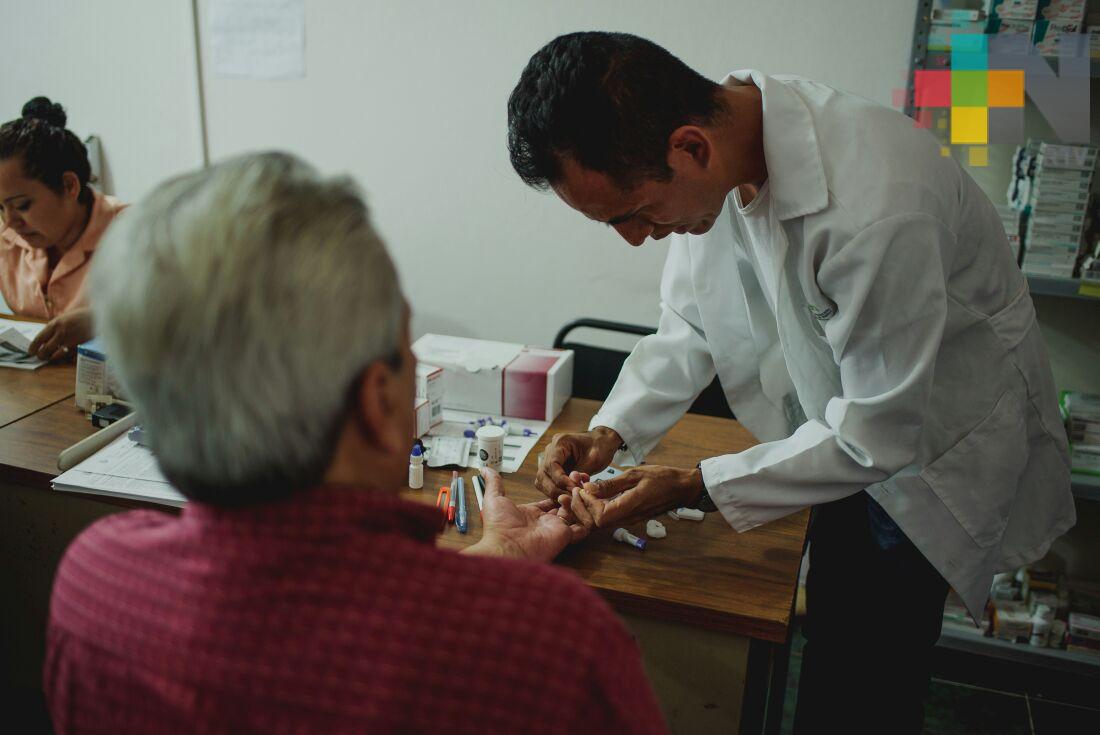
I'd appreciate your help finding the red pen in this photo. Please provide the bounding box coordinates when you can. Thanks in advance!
[447,471,458,523]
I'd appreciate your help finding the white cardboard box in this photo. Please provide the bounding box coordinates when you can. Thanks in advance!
[75,339,124,411]
[414,397,432,438]
[415,363,445,429]
[412,334,573,422]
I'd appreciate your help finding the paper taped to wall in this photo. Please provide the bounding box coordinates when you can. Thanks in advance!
[207,0,305,79]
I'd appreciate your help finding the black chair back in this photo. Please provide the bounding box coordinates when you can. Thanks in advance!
[553,318,734,420]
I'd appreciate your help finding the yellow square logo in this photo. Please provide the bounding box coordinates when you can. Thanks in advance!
[951,107,988,145]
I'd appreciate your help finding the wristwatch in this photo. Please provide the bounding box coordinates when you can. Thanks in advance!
[691,462,718,512]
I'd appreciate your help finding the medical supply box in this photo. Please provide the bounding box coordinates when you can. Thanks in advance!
[414,397,433,438]
[415,363,445,430]
[75,339,124,411]
[412,334,573,422]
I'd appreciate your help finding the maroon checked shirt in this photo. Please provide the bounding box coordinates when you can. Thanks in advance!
[45,486,667,734]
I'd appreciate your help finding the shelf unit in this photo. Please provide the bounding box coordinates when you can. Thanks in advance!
[906,3,1099,293]
[938,626,1100,676]
[903,1,1100,680]
[1072,473,1100,502]
[1027,274,1100,301]
[923,51,1100,78]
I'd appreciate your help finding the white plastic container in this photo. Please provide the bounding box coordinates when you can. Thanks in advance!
[476,425,505,471]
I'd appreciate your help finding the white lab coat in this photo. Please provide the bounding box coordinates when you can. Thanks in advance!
[590,70,1075,621]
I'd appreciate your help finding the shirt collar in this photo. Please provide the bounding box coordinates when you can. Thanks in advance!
[183,485,445,544]
[722,69,828,221]
[0,221,32,252]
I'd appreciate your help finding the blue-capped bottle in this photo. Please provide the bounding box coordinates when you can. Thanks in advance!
[408,445,424,489]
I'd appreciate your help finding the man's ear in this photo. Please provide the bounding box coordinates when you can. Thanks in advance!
[667,126,712,171]
[61,171,81,202]
[355,360,407,456]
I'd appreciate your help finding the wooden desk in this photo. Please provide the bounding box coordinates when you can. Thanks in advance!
[0,399,90,485]
[0,315,77,428]
[413,399,807,644]
[0,382,807,734]
[0,363,76,429]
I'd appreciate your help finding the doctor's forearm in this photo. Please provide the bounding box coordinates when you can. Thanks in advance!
[701,420,891,532]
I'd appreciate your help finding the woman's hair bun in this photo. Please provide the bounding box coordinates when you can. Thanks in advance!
[21,97,67,128]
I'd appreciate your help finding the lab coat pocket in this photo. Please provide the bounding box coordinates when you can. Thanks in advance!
[920,390,1028,548]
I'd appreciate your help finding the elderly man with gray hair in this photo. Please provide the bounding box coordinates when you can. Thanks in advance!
[43,152,666,735]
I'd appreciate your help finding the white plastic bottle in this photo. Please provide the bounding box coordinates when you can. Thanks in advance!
[408,445,424,489]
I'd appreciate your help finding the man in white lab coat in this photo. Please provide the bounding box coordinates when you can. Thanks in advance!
[507,32,1075,733]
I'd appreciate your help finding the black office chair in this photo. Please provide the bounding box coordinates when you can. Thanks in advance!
[553,318,734,420]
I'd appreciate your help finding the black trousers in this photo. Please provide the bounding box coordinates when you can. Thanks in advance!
[793,491,950,735]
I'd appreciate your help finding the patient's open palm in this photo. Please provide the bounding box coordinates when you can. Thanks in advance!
[479,468,588,562]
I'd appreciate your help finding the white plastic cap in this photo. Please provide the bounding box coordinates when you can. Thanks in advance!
[475,425,506,440]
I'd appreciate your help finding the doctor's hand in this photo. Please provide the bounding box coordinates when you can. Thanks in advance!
[464,467,589,563]
[557,464,705,530]
[534,426,623,500]
[28,307,93,362]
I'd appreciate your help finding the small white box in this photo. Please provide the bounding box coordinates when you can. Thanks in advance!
[75,339,123,411]
[414,397,432,438]
[415,363,445,429]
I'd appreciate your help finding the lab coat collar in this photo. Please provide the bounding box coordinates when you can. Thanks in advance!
[722,70,829,221]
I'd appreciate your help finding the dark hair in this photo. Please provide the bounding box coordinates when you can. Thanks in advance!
[0,97,92,204]
[507,32,725,191]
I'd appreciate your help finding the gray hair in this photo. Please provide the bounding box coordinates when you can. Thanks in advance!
[90,152,404,504]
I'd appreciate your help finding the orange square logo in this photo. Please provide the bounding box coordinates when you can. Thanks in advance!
[988,70,1024,108]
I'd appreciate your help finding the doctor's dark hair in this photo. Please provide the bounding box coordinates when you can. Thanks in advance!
[507,32,725,191]
[0,97,93,205]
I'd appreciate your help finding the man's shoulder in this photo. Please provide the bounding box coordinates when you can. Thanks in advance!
[778,79,961,229]
[62,508,179,566]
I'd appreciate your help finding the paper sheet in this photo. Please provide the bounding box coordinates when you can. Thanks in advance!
[53,435,186,507]
[423,409,550,473]
[590,466,623,482]
[207,0,305,79]
[0,319,46,370]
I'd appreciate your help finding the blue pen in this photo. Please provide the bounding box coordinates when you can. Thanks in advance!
[456,476,468,533]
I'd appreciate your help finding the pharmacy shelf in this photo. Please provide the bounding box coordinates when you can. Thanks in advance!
[1041,55,1100,80]
[921,52,1100,79]
[938,626,1100,675]
[1072,473,1100,502]
[1026,275,1100,301]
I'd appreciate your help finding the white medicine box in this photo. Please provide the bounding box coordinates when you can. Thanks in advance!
[415,363,445,430]
[413,397,432,438]
[75,338,124,411]
[412,334,573,422]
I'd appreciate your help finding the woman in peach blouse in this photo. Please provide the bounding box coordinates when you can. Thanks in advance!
[0,97,126,361]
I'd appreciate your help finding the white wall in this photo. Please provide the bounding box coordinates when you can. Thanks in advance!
[0,0,205,204]
[196,0,916,346]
